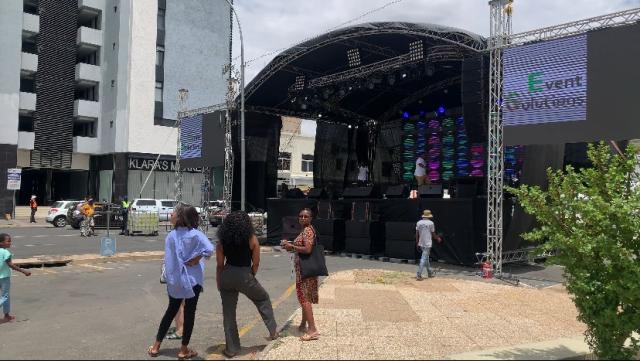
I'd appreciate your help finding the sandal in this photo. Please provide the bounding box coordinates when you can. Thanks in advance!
[166,332,182,340]
[147,346,159,357]
[300,332,319,342]
[222,349,237,358]
[178,349,198,360]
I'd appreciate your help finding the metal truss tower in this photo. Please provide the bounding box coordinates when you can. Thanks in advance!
[176,89,189,203]
[223,64,239,212]
[487,0,512,276]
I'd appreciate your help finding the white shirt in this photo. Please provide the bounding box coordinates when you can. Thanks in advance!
[414,157,427,177]
[416,219,435,248]
[357,166,369,181]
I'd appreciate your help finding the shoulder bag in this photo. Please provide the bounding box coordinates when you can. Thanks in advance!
[298,227,329,279]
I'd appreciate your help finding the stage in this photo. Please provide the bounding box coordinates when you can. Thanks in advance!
[266,195,517,267]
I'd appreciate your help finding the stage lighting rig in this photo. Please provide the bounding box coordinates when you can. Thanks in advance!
[409,40,424,61]
[293,75,305,91]
[347,48,361,67]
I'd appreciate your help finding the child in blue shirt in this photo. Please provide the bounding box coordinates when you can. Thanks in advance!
[0,233,31,322]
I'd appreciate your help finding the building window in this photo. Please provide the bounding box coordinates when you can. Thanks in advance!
[155,82,163,102]
[278,152,291,171]
[157,9,165,30]
[156,45,165,66]
[301,154,314,172]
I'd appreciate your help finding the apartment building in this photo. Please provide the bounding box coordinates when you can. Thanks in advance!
[0,0,230,212]
[278,117,316,193]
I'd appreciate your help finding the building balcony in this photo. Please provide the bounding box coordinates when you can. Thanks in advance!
[22,13,39,35]
[75,63,100,85]
[79,0,105,12]
[21,52,38,74]
[73,136,100,154]
[19,92,36,112]
[18,131,35,150]
[77,26,102,49]
[74,99,100,120]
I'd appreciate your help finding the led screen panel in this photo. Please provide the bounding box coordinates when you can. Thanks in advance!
[504,23,640,145]
[180,115,203,160]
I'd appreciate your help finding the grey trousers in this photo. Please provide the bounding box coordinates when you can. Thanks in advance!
[220,265,277,353]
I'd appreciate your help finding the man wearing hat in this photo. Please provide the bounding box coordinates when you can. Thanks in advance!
[29,195,38,223]
[415,209,441,280]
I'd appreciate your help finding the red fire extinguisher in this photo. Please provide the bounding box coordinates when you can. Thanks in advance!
[482,261,493,279]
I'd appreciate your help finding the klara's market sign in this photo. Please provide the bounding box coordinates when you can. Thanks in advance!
[128,157,201,173]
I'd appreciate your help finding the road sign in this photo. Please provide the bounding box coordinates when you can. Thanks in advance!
[7,168,21,191]
[100,237,117,257]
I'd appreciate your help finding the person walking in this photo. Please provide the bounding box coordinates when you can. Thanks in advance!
[217,211,278,358]
[415,210,442,281]
[148,204,213,359]
[80,199,96,237]
[0,233,32,322]
[28,195,37,223]
[120,196,130,235]
[357,163,369,186]
[280,208,320,342]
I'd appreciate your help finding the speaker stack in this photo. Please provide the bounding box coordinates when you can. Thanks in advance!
[385,222,419,260]
[418,184,443,198]
[281,216,301,242]
[385,184,409,199]
[309,187,345,251]
[343,185,385,254]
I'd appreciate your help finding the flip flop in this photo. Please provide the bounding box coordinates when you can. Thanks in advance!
[166,332,182,340]
[147,346,159,358]
[300,332,319,341]
[178,349,198,360]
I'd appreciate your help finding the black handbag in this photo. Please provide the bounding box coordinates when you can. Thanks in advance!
[298,228,329,279]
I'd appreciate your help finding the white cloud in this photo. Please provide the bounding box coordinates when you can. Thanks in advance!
[232,0,639,81]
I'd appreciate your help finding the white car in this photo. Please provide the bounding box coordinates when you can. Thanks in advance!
[46,200,80,227]
[131,199,202,222]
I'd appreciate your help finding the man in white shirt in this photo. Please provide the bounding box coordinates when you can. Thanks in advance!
[415,209,442,280]
[414,152,429,186]
[357,163,369,186]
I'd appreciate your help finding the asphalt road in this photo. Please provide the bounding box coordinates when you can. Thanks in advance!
[0,251,450,360]
[1,225,218,259]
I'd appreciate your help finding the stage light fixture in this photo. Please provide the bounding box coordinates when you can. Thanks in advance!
[347,48,361,67]
[402,73,407,79]
[318,113,323,118]
[409,40,424,62]
[290,97,297,103]
[348,125,352,129]
[293,75,305,91]
[438,106,446,115]
[403,112,410,119]
[300,103,308,110]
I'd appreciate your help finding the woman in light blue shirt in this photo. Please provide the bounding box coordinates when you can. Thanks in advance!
[148,204,213,359]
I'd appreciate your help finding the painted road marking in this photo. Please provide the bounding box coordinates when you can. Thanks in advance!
[32,235,46,238]
[23,244,36,247]
[56,234,75,237]
[78,264,114,271]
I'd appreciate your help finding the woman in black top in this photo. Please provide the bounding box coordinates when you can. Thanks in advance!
[216,212,278,358]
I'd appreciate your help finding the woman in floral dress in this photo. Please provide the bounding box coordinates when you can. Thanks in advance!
[281,208,319,341]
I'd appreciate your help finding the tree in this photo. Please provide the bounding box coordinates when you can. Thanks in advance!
[507,142,640,360]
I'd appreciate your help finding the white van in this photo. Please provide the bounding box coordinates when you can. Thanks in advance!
[130,199,161,217]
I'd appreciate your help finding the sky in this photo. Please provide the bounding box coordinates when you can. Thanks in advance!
[230,0,640,135]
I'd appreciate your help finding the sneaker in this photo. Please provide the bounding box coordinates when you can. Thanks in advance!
[416,275,424,281]
[428,272,435,278]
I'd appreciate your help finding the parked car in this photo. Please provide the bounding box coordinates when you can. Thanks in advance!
[208,201,264,227]
[157,199,177,221]
[66,202,123,230]
[46,200,81,227]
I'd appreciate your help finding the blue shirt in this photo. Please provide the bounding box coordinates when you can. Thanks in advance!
[0,248,11,279]
[164,228,214,299]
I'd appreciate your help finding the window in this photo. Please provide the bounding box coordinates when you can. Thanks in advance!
[161,201,176,207]
[73,121,97,137]
[136,200,157,206]
[155,82,163,102]
[278,152,291,171]
[157,9,165,30]
[301,154,314,172]
[156,45,165,66]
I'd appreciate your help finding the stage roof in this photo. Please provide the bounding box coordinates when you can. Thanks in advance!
[244,22,488,123]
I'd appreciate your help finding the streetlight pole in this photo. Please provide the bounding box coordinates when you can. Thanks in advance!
[224,0,246,211]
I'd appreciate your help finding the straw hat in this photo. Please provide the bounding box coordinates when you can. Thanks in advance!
[421,209,434,219]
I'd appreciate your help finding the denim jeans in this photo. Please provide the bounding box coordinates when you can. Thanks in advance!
[417,247,432,278]
[0,277,10,315]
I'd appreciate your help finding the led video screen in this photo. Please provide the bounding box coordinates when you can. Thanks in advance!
[180,110,226,168]
[504,23,640,145]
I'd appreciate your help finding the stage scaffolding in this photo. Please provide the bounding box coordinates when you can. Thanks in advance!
[484,3,640,275]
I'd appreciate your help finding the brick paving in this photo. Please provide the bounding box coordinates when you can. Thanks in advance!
[261,269,586,360]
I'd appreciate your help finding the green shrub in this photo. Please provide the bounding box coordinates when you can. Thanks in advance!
[507,142,640,360]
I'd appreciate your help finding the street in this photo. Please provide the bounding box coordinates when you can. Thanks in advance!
[0,250,449,360]
[3,225,217,259]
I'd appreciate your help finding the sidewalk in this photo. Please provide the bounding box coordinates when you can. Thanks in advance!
[259,269,589,360]
[1,206,50,228]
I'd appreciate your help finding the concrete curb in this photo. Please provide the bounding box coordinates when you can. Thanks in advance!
[14,251,165,267]
[257,307,301,360]
[444,336,592,360]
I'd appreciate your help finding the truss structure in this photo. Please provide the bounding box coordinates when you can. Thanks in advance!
[486,0,512,277]
[198,166,212,232]
[505,8,640,49]
[223,64,240,211]
[485,3,640,275]
[176,89,189,203]
[245,25,487,101]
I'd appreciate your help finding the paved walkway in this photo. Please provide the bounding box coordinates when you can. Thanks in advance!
[260,269,587,360]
